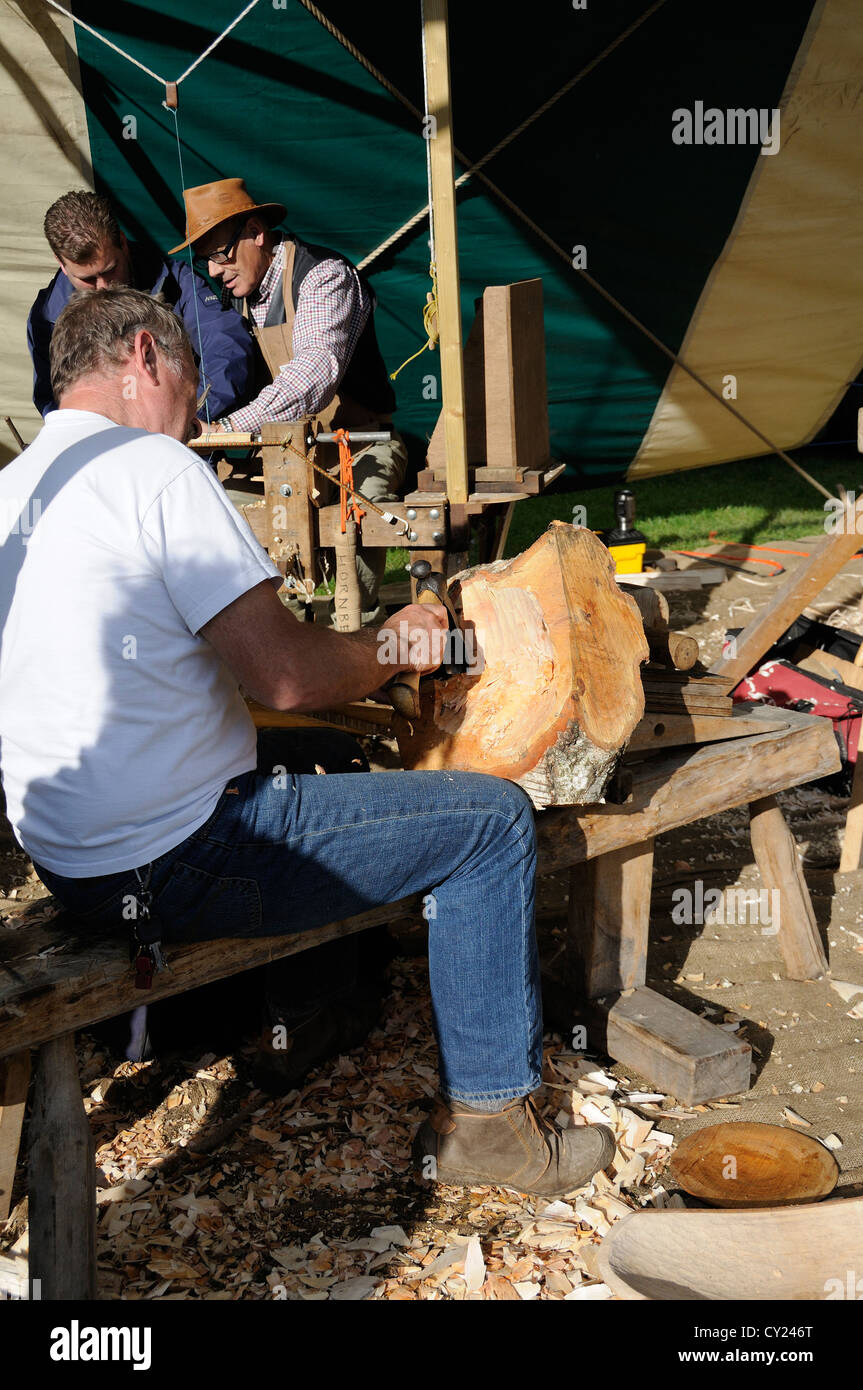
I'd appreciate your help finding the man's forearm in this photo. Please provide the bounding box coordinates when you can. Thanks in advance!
[201,581,445,714]
[265,620,388,710]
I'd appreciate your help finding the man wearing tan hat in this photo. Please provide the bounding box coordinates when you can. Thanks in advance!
[172,178,406,626]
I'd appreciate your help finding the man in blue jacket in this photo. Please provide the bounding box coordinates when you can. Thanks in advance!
[26,189,254,422]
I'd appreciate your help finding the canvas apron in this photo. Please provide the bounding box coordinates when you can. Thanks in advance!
[249,240,392,451]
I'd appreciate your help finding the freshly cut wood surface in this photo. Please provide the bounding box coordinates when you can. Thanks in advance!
[669,1121,838,1207]
[598,1196,863,1300]
[394,522,649,806]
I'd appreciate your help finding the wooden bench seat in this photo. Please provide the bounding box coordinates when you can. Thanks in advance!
[0,703,840,1299]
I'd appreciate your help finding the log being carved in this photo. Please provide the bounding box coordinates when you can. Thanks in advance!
[394,521,649,806]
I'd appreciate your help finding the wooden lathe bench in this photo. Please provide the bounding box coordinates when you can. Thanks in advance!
[0,704,839,1299]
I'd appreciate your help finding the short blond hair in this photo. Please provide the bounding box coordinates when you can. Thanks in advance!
[50,287,193,400]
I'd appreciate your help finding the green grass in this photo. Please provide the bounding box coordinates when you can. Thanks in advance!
[380,447,863,585]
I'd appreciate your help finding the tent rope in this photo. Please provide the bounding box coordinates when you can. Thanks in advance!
[174,0,261,84]
[297,0,830,499]
[41,0,264,423]
[298,0,669,271]
[43,0,168,84]
[43,0,832,499]
[43,0,261,91]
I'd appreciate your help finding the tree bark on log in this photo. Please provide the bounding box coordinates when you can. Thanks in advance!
[394,522,649,806]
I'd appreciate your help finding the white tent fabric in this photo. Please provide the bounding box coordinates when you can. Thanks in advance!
[0,0,91,463]
[630,0,863,480]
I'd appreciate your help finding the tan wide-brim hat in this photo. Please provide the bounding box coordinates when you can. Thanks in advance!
[170,177,286,254]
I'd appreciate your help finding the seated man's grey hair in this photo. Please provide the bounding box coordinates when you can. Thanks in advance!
[50,287,193,401]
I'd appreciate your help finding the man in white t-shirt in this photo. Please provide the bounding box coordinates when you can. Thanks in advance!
[0,288,613,1199]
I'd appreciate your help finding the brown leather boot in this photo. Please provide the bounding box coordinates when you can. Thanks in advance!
[412,1093,616,1198]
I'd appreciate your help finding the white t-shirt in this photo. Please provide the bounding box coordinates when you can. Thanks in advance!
[0,410,281,876]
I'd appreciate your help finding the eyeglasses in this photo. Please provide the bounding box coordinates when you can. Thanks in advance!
[193,217,248,271]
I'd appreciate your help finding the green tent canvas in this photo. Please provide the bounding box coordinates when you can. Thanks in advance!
[3,0,862,484]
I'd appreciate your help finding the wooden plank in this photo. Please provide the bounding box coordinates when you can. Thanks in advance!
[537,707,841,873]
[617,568,725,590]
[567,840,654,999]
[628,709,790,752]
[483,280,550,474]
[749,794,828,979]
[423,0,469,505]
[28,1033,96,1300]
[318,504,440,549]
[711,495,863,684]
[0,1050,30,1221]
[839,751,863,873]
[260,421,315,578]
[0,897,423,1060]
[590,986,752,1106]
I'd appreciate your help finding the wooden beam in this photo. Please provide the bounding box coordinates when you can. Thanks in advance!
[840,753,863,873]
[710,496,863,684]
[28,1034,96,1300]
[317,503,440,549]
[590,987,752,1106]
[0,898,423,1060]
[423,0,469,505]
[749,794,828,979]
[260,421,315,578]
[567,840,654,999]
[0,1050,29,1221]
[617,568,725,590]
[537,707,840,873]
[628,709,789,752]
[483,280,550,473]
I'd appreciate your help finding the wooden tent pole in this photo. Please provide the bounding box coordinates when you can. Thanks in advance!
[423,0,469,506]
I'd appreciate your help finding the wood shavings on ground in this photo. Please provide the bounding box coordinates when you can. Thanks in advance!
[1,955,678,1301]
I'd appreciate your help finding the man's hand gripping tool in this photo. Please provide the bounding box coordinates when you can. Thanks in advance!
[387,560,467,720]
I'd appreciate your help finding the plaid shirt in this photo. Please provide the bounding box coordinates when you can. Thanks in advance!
[226,237,372,431]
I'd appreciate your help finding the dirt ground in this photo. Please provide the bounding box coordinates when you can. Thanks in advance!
[2,539,863,1299]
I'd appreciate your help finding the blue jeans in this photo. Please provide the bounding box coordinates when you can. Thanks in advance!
[35,734,543,1108]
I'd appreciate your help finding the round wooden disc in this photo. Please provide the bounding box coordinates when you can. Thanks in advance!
[670,1122,839,1208]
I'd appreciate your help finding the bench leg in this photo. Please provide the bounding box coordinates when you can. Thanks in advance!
[0,1050,30,1221]
[749,794,828,980]
[28,1033,96,1300]
[839,750,863,872]
[564,840,752,1102]
[567,839,655,999]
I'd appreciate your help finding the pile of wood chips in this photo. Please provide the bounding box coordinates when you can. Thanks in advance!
[0,952,706,1301]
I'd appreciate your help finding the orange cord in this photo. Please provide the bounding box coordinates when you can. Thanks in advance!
[333,428,365,534]
[673,547,785,574]
[707,531,812,558]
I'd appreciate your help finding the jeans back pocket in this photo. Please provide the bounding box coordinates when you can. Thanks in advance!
[154,859,262,942]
